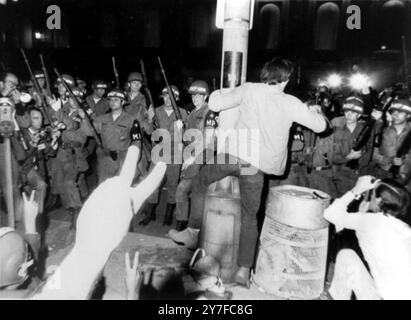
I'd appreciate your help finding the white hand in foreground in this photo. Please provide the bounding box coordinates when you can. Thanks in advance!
[32,146,166,300]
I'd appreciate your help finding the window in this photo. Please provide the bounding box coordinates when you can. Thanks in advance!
[259,3,281,50]
[315,2,340,51]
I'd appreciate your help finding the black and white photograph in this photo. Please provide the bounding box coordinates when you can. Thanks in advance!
[0,0,411,306]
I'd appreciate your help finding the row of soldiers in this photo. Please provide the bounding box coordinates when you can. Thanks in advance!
[2,67,411,235]
[277,86,411,202]
[0,70,217,233]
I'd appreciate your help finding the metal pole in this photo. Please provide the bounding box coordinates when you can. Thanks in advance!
[402,36,409,93]
[217,0,254,132]
[4,137,15,228]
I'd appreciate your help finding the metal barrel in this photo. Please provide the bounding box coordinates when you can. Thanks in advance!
[252,185,330,300]
[199,176,241,282]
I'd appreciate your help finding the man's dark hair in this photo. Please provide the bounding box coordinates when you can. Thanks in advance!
[375,179,410,224]
[260,58,294,85]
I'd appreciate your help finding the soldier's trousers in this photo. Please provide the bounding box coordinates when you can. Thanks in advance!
[332,165,359,197]
[0,143,23,222]
[51,150,82,210]
[147,163,181,204]
[269,163,309,188]
[307,168,338,199]
[175,178,193,221]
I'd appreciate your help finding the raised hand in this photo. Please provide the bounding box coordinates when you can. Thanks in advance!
[352,175,380,196]
[124,251,143,300]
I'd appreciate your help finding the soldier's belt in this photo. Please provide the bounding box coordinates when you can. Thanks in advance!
[314,166,332,171]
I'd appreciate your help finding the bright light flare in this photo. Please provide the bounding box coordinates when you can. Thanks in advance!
[34,32,42,40]
[349,73,370,90]
[327,74,342,88]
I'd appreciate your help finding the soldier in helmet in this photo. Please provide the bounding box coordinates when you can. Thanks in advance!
[168,80,219,232]
[49,87,91,227]
[332,96,382,196]
[76,77,87,96]
[86,80,110,117]
[93,89,142,184]
[124,71,154,135]
[372,98,411,184]
[139,85,188,226]
[48,74,75,118]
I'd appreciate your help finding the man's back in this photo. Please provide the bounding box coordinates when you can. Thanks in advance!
[213,83,326,175]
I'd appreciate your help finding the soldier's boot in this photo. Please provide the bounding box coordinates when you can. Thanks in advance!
[139,203,157,226]
[233,267,251,289]
[175,220,188,232]
[163,203,175,226]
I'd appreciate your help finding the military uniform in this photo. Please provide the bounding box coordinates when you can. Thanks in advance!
[147,104,188,205]
[50,104,90,211]
[372,123,411,179]
[124,92,153,135]
[175,103,218,225]
[305,131,337,198]
[94,110,139,184]
[13,127,57,215]
[86,95,110,117]
[332,119,373,196]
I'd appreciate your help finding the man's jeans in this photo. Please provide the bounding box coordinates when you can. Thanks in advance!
[191,153,264,268]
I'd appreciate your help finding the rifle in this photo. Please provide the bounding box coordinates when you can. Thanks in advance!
[39,54,53,97]
[306,93,320,173]
[140,59,159,129]
[112,57,120,89]
[392,129,411,183]
[157,57,183,121]
[347,86,400,170]
[401,36,409,94]
[20,49,53,125]
[54,68,103,148]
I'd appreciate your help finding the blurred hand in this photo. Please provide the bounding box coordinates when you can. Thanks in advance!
[308,104,323,114]
[23,190,39,234]
[77,109,86,119]
[124,251,143,300]
[352,175,380,195]
[371,110,382,121]
[346,150,362,160]
[74,146,166,256]
[175,119,184,131]
[147,105,155,122]
[393,157,404,166]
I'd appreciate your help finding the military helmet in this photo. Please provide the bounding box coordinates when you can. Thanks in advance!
[33,70,45,80]
[92,80,108,90]
[66,87,85,100]
[56,74,75,88]
[0,227,33,288]
[161,85,180,100]
[127,72,143,83]
[107,89,127,101]
[389,98,411,115]
[342,96,364,114]
[188,80,210,96]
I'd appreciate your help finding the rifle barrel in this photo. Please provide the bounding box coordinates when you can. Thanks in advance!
[54,68,103,148]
